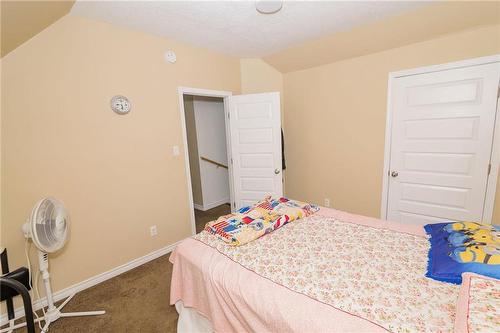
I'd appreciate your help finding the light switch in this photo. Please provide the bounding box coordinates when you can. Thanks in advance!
[172,145,180,156]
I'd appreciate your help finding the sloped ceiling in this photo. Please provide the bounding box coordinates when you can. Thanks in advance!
[264,2,500,73]
[1,0,75,57]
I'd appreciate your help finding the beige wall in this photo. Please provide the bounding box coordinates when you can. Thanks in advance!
[240,58,284,121]
[183,95,203,206]
[1,14,240,296]
[240,58,283,96]
[283,25,500,223]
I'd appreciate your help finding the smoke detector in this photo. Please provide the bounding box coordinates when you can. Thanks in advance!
[165,50,177,64]
[255,1,283,14]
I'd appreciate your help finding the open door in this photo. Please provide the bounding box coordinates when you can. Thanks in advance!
[227,92,283,210]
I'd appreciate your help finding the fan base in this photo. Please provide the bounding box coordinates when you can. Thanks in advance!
[0,293,105,333]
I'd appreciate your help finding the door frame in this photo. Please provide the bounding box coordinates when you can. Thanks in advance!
[178,87,233,235]
[380,54,500,224]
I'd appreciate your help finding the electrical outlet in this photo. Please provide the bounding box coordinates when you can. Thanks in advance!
[150,225,158,237]
[324,198,331,207]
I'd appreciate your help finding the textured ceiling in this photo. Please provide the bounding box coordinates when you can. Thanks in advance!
[70,1,428,58]
[1,1,75,57]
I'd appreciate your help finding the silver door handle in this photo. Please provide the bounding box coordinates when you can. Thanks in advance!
[391,171,399,178]
[275,168,281,175]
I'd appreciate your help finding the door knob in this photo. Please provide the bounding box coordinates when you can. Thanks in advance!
[391,171,399,178]
[274,168,281,175]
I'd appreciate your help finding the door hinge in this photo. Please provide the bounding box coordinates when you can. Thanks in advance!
[488,163,492,175]
[231,158,233,165]
[227,112,230,119]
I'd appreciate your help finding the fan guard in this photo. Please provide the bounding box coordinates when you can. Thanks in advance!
[29,197,69,253]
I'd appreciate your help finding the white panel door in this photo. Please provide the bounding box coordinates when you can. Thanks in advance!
[228,92,282,209]
[387,62,500,224]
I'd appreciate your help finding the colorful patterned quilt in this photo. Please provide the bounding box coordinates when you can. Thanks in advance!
[204,196,319,246]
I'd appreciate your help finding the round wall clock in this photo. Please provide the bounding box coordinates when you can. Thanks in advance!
[110,95,131,115]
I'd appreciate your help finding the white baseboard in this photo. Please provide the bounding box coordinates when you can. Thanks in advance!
[193,198,230,211]
[0,240,182,325]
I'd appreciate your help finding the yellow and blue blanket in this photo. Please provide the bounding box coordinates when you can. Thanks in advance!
[204,196,319,246]
[425,221,499,284]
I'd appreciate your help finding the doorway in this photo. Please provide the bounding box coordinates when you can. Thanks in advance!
[178,87,283,235]
[183,94,231,233]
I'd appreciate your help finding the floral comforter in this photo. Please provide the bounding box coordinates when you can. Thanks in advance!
[468,276,500,333]
[194,214,460,332]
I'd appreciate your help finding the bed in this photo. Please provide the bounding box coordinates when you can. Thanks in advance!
[169,207,489,332]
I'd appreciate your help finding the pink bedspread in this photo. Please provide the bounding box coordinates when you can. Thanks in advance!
[169,208,448,332]
[454,273,500,333]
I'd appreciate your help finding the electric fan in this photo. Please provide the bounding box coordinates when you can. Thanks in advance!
[20,197,105,333]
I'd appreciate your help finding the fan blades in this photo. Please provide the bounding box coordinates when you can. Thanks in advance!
[28,198,69,253]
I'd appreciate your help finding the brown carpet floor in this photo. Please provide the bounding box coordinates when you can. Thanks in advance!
[194,204,231,233]
[6,205,231,333]
[9,255,177,333]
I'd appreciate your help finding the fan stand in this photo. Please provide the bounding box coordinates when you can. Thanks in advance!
[1,292,106,333]
[39,293,105,333]
[38,251,105,333]
[3,251,105,333]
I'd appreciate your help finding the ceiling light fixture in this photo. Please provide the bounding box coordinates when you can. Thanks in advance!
[255,0,283,14]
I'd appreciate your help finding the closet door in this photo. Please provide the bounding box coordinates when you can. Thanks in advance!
[386,62,500,224]
[227,92,282,210]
